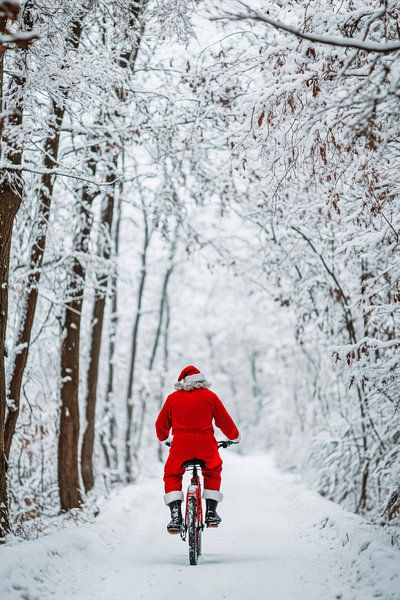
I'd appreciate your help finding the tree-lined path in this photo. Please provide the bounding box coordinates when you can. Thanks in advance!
[1,453,399,600]
[0,2,399,593]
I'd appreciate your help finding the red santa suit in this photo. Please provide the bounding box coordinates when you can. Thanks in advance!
[155,365,240,505]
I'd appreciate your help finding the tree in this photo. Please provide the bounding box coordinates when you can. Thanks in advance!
[81,0,147,492]
[198,0,400,520]
[58,150,97,510]
[0,0,37,539]
[5,1,91,464]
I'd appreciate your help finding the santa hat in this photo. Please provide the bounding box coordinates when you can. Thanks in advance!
[174,365,211,390]
[178,365,206,384]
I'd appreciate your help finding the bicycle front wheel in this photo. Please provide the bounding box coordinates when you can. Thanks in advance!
[188,496,199,565]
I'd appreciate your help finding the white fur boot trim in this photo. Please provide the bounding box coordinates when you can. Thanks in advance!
[164,491,184,505]
[203,489,223,502]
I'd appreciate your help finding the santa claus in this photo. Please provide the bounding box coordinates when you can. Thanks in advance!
[155,365,240,533]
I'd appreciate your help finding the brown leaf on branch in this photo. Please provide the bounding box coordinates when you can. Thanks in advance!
[0,1,20,20]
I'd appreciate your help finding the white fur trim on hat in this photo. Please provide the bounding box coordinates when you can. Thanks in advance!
[164,490,184,505]
[203,489,223,502]
[184,372,206,383]
[174,378,211,391]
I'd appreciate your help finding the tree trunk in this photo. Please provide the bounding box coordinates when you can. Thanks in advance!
[82,0,147,492]
[125,209,150,482]
[5,10,87,460]
[58,168,95,511]
[135,262,174,457]
[0,190,20,537]
[58,301,84,510]
[157,294,170,463]
[5,100,64,458]
[148,253,175,372]
[144,232,176,464]
[81,174,115,493]
[0,4,35,539]
[100,193,122,477]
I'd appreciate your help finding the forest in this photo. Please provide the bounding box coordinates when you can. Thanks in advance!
[0,0,399,563]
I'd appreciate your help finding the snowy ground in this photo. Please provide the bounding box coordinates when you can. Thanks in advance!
[1,453,399,600]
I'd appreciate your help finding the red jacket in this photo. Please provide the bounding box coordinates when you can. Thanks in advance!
[155,387,239,442]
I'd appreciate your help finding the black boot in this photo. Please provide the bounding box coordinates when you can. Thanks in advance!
[167,500,182,534]
[205,499,222,527]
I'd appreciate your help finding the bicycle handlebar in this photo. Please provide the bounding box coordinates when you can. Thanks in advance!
[164,439,239,448]
[217,440,239,448]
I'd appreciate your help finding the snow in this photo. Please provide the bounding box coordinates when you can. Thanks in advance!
[1,453,399,600]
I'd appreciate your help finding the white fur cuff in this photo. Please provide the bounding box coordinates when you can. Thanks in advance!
[164,491,184,505]
[203,489,223,502]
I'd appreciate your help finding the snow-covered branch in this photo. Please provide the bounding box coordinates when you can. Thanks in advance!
[0,1,39,51]
[217,3,400,53]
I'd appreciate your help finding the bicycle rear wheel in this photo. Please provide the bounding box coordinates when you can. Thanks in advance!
[197,525,202,557]
[188,496,200,565]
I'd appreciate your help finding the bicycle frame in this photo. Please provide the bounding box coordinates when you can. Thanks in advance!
[183,464,203,538]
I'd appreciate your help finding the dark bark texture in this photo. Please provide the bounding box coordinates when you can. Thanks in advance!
[0,189,20,536]
[81,176,115,492]
[58,157,96,510]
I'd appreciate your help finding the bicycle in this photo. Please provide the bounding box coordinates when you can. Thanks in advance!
[165,439,238,565]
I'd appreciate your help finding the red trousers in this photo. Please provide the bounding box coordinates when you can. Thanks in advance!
[164,432,222,493]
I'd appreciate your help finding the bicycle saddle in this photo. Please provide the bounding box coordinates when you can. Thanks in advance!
[181,459,206,469]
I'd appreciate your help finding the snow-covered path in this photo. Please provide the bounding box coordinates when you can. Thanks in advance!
[1,453,400,600]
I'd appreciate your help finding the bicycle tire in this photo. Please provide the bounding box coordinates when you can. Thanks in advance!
[188,496,199,565]
[197,525,202,557]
